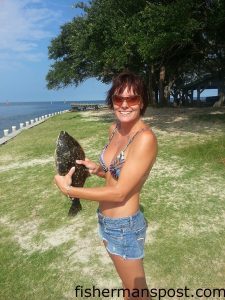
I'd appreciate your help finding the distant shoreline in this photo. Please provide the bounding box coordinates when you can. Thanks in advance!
[0,101,74,139]
[0,111,68,146]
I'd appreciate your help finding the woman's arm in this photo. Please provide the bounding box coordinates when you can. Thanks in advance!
[54,130,157,203]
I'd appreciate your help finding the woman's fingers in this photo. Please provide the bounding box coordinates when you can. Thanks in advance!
[76,159,92,168]
[68,166,75,176]
[76,158,90,163]
[76,159,97,174]
[76,159,84,164]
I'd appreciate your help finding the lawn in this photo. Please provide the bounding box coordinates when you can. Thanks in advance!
[0,107,225,300]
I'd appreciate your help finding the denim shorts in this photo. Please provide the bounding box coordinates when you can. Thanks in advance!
[97,209,148,260]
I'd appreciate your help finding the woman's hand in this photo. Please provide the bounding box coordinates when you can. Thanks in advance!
[54,167,75,195]
[76,158,100,175]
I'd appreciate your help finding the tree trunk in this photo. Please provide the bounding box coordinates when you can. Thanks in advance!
[159,66,168,106]
[197,87,201,106]
[164,78,175,104]
[146,65,156,106]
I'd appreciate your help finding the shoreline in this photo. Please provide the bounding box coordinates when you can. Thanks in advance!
[0,101,76,139]
[0,110,68,146]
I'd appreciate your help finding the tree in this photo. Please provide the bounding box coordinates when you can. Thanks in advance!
[46,0,225,105]
[47,0,147,88]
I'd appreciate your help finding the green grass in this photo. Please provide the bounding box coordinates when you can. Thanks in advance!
[0,108,225,300]
[191,111,225,123]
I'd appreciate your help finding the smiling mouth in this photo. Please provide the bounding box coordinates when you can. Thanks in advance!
[119,111,132,115]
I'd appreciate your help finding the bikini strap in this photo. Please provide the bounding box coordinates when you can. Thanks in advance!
[123,128,149,152]
[108,123,118,142]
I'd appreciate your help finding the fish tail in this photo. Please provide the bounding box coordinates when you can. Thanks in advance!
[68,199,82,217]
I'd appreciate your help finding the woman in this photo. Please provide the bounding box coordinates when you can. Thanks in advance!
[54,71,157,300]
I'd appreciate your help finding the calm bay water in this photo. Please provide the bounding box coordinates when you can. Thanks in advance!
[0,101,104,138]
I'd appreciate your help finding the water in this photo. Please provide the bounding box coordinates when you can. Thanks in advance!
[0,100,105,138]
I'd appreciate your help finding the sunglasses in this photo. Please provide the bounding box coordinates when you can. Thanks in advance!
[112,95,141,107]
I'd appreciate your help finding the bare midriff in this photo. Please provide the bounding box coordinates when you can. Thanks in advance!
[98,173,146,218]
[99,180,139,218]
[98,120,150,218]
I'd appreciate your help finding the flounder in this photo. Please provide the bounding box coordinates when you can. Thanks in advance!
[55,131,89,216]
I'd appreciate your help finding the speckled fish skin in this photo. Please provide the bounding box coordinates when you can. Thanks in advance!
[55,131,89,216]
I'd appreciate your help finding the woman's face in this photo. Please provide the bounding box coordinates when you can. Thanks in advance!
[113,86,143,124]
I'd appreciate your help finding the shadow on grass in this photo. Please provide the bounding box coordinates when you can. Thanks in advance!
[190,112,225,123]
[68,110,115,123]
[88,107,225,134]
[146,107,225,134]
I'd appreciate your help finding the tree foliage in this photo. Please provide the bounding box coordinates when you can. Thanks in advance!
[46,0,225,104]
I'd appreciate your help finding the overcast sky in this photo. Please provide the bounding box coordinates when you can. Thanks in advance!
[0,0,110,102]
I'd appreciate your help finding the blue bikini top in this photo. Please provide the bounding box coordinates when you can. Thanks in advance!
[99,124,148,180]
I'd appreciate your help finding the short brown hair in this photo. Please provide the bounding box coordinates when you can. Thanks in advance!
[106,71,148,116]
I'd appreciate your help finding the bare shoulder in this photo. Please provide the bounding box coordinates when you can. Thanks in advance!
[125,127,157,171]
[129,127,158,160]
[136,128,157,149]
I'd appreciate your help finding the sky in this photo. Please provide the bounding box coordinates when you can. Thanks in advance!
[0,0,110,102]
